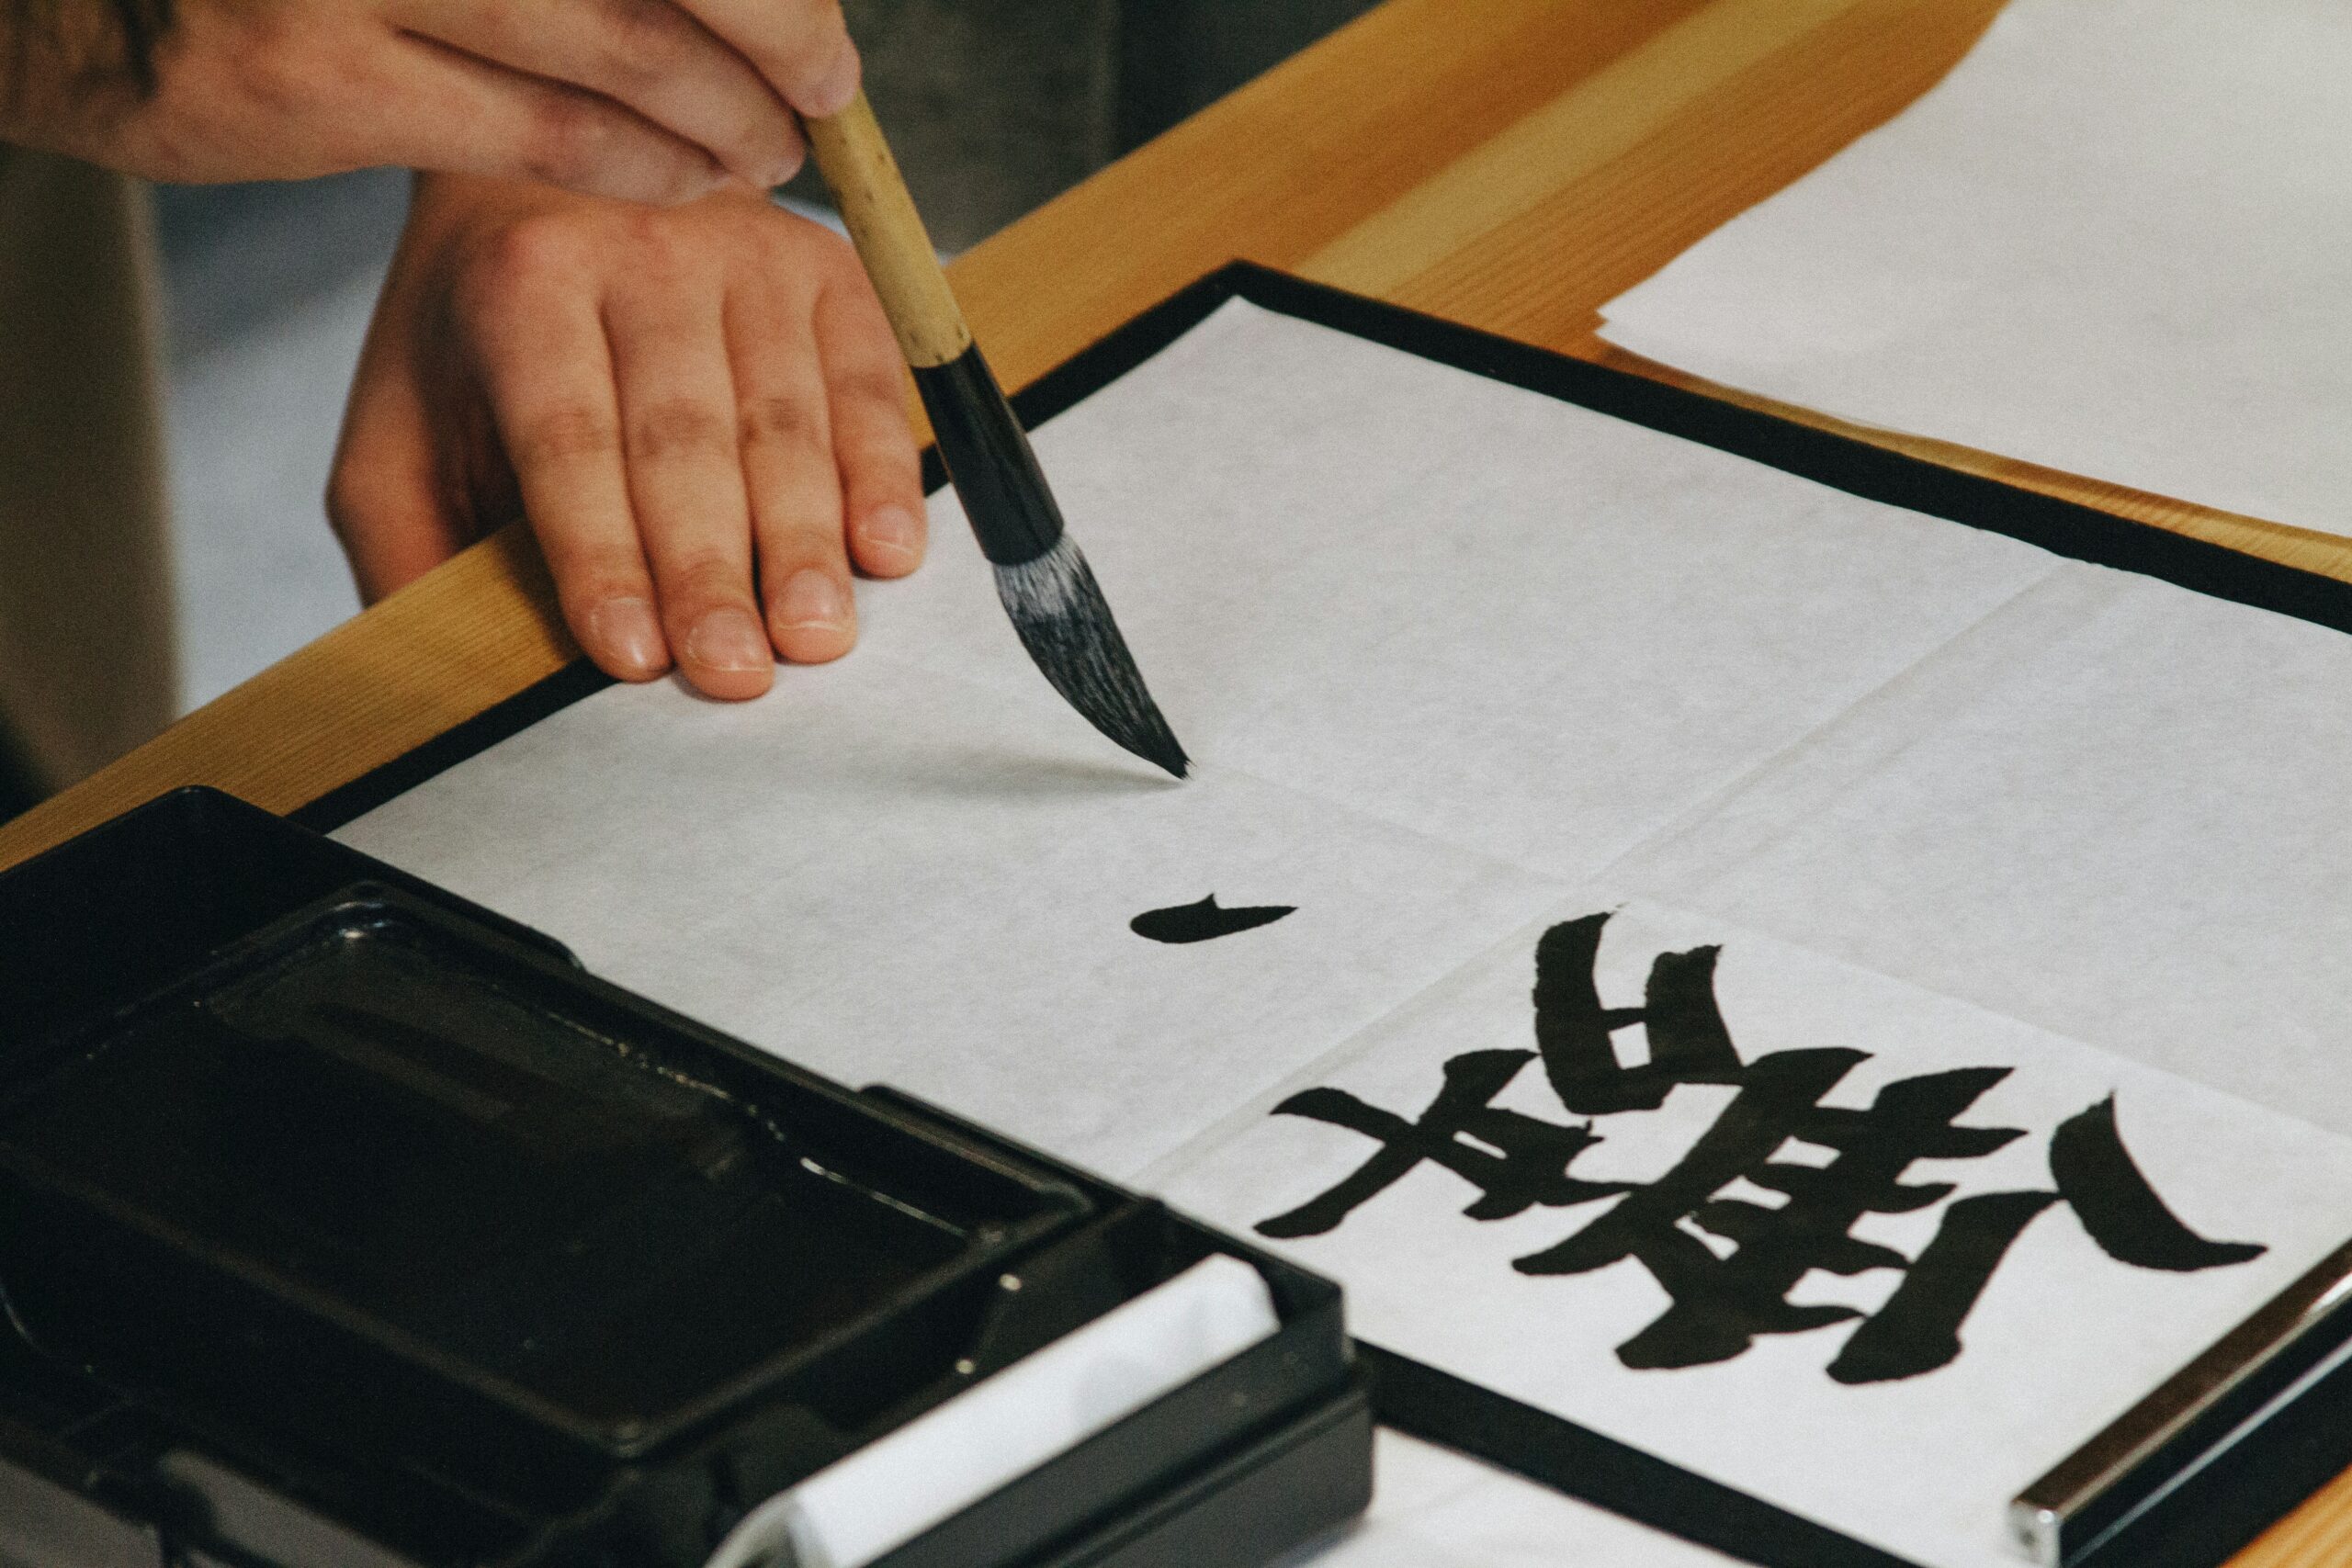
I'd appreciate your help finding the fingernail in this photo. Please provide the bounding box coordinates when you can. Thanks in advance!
[588,596,665,675]
[776,569,850,631]
[686,606,773,672]
[802,45,861,118]
[859,504,922,570]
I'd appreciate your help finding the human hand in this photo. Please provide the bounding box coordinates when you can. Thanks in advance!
[329,173,926,698]
[1,0,857,204]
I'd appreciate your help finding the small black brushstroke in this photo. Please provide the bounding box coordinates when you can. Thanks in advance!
[1130,894,1296,944]
[2050,1096,2267,1271]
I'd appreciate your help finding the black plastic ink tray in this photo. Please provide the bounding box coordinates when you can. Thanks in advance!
[0,787,1372,1568]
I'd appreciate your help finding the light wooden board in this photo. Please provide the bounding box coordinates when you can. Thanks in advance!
[6,3,2344,1557]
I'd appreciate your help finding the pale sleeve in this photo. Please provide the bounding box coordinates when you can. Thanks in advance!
[0,144,176,792]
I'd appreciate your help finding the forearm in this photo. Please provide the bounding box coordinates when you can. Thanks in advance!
[6,0,852,200]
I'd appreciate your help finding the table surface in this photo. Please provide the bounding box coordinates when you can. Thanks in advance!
[10,2,2347,1560]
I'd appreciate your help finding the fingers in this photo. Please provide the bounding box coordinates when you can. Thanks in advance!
[446,197,913,700]
[728,274,857,665]
[390,0,805,190]
[379,31,729,206]
[668,0,860,118]
[813,261,927,579]
[464,223,672,682]
[607,276,781,698]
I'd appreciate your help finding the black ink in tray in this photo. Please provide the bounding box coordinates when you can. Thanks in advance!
[0,894,1097,1541]
[0,907,1051,1453]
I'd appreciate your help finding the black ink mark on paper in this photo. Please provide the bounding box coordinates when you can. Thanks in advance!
[1513,1055,2030,1377]
[1257,909,2269,1384]
[1533,912,1743,1113]
[1829,1190,2059,1385]
[2050,1096,2267,1272]
[1131,894,1296,944]
[1257,1051,1624,1239]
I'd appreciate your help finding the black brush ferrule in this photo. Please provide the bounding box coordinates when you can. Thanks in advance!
[914,345,1066,566]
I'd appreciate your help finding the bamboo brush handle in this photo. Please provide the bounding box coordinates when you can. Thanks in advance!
[804,90,1061,567]
[803,92,975,369]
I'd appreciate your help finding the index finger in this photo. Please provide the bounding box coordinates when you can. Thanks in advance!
[392,0,807,189]
[668,0,860,118]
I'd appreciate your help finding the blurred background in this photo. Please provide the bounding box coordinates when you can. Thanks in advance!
[156,0,1379,714]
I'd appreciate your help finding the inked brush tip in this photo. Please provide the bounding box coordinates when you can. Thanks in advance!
[1126,715,1190,780]
[992,536,1190,781]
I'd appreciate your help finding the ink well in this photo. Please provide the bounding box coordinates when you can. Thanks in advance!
[0,788,1372,1568]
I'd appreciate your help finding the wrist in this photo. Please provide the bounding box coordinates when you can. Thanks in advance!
[407,169,552,229]
[411,168,779,232]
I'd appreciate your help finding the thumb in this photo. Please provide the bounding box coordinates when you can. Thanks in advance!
[329,290,482,603]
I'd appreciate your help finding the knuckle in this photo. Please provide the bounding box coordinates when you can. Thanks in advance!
[655,550,750,604]
[322,453,410,547]
[322,448,378,515]
[614,207,698,275]
[830,367,912,420]
[519,95,597,188]
[592,0,696,83]
[521,92,637,192]
[628,397,734,464]
[510,401,623,470]
[322,472,367,542]
[468,213,589,300]
[222,12,311,112]
[736,394,822,454]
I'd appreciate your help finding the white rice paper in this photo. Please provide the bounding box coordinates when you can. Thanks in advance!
[1598,0,2352,536]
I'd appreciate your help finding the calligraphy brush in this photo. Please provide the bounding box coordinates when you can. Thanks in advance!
[801,94,1188,779]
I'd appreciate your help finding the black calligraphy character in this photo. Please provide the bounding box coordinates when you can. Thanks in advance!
[1252,909,2268,1385]
[1255,1049,1628,1239]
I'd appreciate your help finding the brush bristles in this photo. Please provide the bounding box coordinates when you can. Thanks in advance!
[994,537,1189,778]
